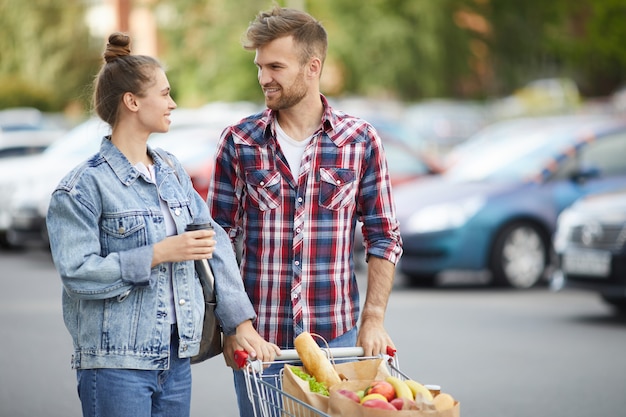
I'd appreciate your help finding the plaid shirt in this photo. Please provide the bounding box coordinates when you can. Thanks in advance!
[207,95,402,348]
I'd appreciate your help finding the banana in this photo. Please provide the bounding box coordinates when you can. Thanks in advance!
[385,376,414,400]
[404,379,434,401]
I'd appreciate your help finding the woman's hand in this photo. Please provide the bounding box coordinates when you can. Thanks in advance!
[151,230,216,267]
[223,320,281,369]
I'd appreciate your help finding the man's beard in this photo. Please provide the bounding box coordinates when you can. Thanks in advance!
[265,69,307,111]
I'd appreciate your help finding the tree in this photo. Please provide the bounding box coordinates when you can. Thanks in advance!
[0,0,102,111]
[155,0,266,106]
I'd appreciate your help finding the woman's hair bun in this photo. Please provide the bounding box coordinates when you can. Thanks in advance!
[103,32,131,63]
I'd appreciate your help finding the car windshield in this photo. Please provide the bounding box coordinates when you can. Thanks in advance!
[443,121,588,183]
[43,118,109,159]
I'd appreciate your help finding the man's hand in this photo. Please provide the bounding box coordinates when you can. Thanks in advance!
[223,320,281,369]
[357,315,395,357]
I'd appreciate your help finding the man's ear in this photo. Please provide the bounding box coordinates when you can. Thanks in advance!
[122,92,139,112]
[308,57,322,79]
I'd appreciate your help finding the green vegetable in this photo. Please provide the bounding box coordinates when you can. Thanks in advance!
[290,366,330,396]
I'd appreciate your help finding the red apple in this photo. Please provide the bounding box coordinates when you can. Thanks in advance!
[365,380,395,402]
[362,399,397,411]
[337,389,360,403]
[390,398,405,410]
[390,397,419,410]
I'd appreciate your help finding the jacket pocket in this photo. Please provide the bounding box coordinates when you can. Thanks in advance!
[319,168,357,210]
[100,214,148,254]
[245,170,282,211]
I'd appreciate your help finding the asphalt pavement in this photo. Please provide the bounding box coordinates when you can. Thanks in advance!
[1,248,625,417]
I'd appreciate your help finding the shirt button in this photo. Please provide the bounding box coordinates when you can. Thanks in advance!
[118,227,125,234]
[295,228,301,233]
[175,208,181,216]
[336,180,341,185]
[294,260,300,266]
[178,299,186,305]
[260,181,265,186]
[297,197,303,203]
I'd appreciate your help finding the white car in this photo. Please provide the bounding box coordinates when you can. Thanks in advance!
[3,102,261,248]
[0,117,110,247]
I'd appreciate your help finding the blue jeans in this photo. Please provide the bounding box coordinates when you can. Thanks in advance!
[76,328,192,417]
[233,327,357,417]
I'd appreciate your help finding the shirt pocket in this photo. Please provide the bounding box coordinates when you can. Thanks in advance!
[100,214,148,254]
[245,170,282,211]
[318,167,357,210]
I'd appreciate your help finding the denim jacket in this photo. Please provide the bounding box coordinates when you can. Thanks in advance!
[47,137,255,370]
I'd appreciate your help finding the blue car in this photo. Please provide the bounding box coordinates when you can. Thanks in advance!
[393,114,626,288]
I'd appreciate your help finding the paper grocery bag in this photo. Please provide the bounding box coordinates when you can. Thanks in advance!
[282,358,392,415]
[328,380,461,417]
[282,365,328,417]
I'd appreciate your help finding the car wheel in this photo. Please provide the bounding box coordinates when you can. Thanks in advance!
[601,295,626,314]
[490,222,548,289]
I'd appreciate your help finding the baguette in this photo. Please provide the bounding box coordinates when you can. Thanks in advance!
[294,332,342,388]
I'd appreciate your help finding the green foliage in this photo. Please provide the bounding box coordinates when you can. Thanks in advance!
[0,0,101,111]
[1,0,624,111]
[156,0,271,106]
[0,76,56,111]
[319,0,474,99]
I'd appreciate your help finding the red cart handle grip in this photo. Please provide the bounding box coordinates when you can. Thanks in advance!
[234,350,249,368]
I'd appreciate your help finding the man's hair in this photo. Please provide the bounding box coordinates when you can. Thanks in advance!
[243,6,327,66]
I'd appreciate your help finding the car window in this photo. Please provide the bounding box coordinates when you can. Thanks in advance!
[580,131,626,176]
[444,129,576,182]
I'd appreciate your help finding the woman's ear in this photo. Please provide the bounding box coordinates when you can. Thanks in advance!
[122,92,139,112]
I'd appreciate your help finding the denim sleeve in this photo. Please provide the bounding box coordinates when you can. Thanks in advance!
[181,154,256,335]
[47,188,152,300]
[209,218,256,335]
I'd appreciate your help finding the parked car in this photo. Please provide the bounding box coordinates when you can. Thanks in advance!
[392,114,626,288]
[403,99,489,156]
[0,118,110,247]
[0,107,67,158]
[552,188,626,313]
[2,103,258,248]
[351,123,443,270]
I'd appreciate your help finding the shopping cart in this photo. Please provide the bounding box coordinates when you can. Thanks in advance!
[234,346,405,417]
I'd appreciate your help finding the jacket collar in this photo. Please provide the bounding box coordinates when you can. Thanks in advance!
[99,137,143,186]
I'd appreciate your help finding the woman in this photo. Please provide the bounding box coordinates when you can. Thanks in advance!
[46,32,279,417]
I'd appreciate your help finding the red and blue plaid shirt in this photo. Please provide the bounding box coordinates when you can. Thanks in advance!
[207,95,402,348]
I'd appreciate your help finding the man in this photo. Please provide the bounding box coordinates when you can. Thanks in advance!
[207,6,402,416]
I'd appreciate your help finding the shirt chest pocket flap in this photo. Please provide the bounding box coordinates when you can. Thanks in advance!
[245,169,282,211]
[319,167,356,210]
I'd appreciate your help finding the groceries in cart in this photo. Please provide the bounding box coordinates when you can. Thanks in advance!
[237,331,460,417]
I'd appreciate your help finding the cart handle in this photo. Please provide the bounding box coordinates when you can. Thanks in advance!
[234,345,396,369]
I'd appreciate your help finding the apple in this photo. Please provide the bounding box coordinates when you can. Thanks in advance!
[337,389,360,403]
[365,380,395,402]
[362,399,397,411]
[390,397,419,411]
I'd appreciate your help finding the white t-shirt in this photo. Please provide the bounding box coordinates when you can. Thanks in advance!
[275,121,314,181]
